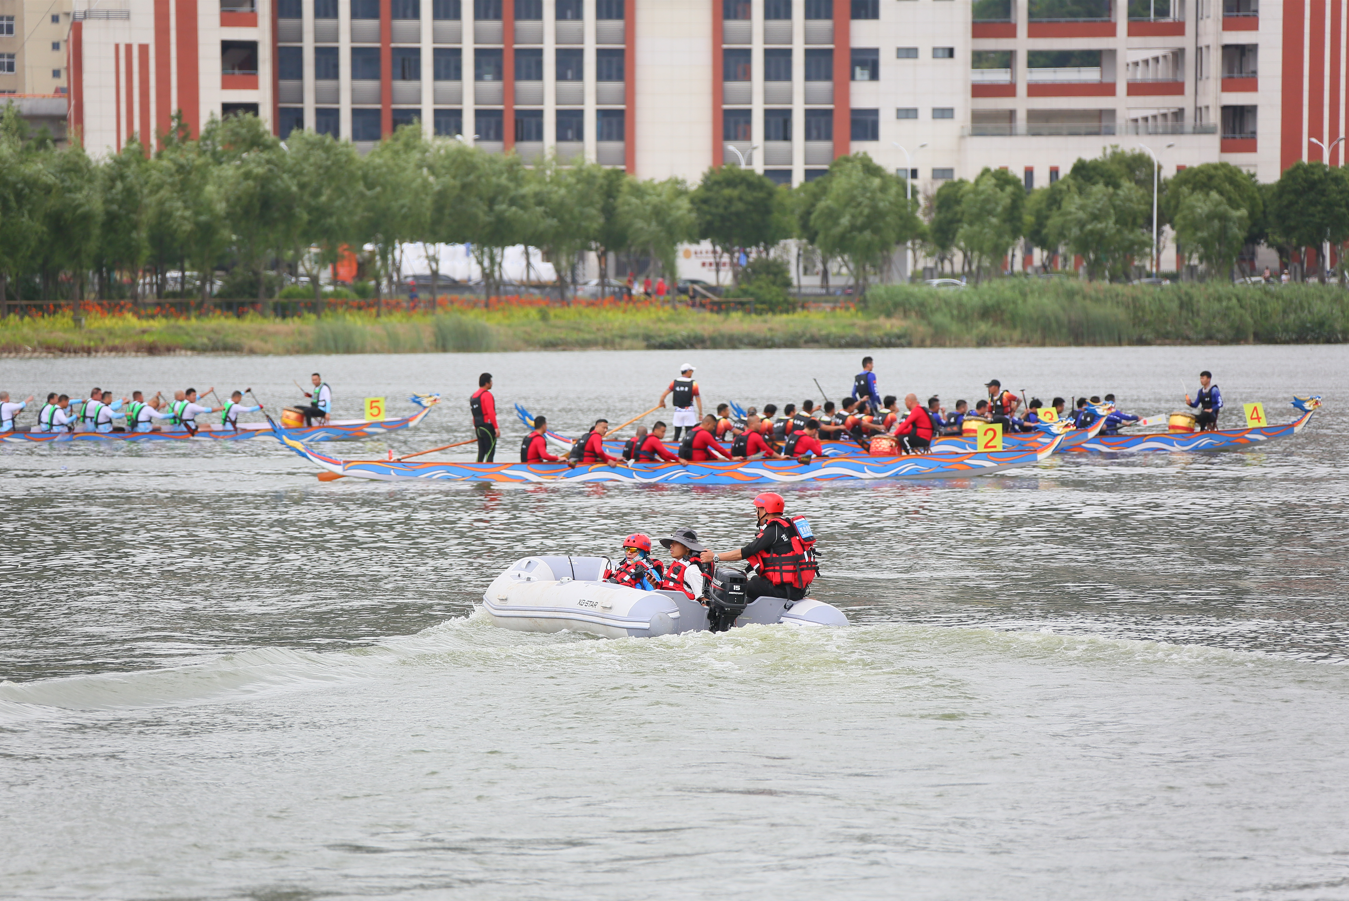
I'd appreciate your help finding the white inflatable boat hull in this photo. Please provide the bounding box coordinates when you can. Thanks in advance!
[482,556,848,638]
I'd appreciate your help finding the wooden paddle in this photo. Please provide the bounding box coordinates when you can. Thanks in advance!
[606,404,663,437]
[317,437,478,481]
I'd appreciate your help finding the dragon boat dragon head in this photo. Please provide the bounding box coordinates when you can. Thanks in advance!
[410,393,442,408]
[1292,396,1323,414]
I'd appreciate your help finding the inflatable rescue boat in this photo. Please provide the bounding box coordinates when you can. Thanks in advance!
[482,556,848,638]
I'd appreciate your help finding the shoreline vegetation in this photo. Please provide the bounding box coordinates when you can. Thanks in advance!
[2,282,1346,356]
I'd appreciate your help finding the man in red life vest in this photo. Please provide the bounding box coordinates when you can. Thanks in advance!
[984,378,1017,428]
[678,413,733,462]
[637,421,680,462]
[699,493,817,603]
[892,392,935,452]
[520,414,561,463]
[784,418,825,461]
[731,413,779,460]
[605,533,663,589]
[470,372,498,462]
[573,419,620,467]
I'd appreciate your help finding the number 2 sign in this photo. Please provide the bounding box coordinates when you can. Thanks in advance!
[1243,402,1266,428]
[976,422,1003,452]
[364,397,386,421]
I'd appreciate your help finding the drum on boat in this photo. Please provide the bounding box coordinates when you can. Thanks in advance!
[868,435,899,456]
[1168,411,1197,433]
[281,407,306,429]
[962,420,980,436]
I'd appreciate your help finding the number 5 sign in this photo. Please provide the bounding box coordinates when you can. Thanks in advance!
[364,397,386,421]
[1243,402,1266,428]
[976,422,1003,452]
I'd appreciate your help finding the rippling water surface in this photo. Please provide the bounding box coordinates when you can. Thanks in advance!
[1,346,1346,899]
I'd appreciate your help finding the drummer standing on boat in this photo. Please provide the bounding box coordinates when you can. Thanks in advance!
[470,372,498,462]
[1186,371,1223,431]
[658,364,702,441]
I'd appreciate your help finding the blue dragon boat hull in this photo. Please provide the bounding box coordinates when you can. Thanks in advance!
[1064,409,1318,453]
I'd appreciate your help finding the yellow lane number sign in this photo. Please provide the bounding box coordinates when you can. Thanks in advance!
[364,397,386,421]
[1038,407,1058,423]
[1243,402,1266,428]
[976,422,1003,452]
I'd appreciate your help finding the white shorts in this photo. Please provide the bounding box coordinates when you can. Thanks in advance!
[672,408,699,428]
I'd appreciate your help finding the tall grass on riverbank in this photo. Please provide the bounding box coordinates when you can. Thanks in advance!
[1,283,1345,355]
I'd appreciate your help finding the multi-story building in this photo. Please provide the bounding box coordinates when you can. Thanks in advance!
[1,0,73,95]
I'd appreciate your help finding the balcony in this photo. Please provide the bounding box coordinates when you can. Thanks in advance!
[221,0,257,27]
[597,140,625,165]
[475,20,503,43]
[764,21,792,43]
[556,20,583,44]
[1127,17,1184,35]
[516,21,543,43]
[1026,67,1115,96]
[351,20,380,43]
[1127,78,1184,96]
[804,20,832,44]
[475,80,503,104]
[556,80,583,104]
[221,40,258,90]
[1221,74,1257,91]
[314,19,338,42]
[804,81,832,104]
[973,0,1016,36]
[433,80,462,103]
[723,81,751,105]
[1222,0,1257,28]
[764,81,791,104]
[351,80,381,104]
[973,69,1016,96]
[433,20,461,43]
[596,20,624,44]
[596,81,625,105]
[391,20,419,43]
[1221,135,1256,152]
[723,20,751,44]
[222,72,259,90]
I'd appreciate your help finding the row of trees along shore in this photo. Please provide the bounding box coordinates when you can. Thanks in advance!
[3,104,1349,314]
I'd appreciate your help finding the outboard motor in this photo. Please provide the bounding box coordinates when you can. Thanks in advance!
[706,566,749,633]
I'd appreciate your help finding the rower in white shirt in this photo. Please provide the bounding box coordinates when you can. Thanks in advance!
[75,388,113,433]
[0,391,34,432]
[220,390,264,431]
[171,387,222,435]
[125,391,171,433]
[35,394,73,433]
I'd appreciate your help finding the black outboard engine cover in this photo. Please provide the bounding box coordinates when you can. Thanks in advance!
[707,566,749,633]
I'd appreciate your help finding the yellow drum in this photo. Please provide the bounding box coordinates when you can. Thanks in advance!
[962,419,981,436]
[868,435,899,456]
[281,407,306,429]
[1168,411,1197,433]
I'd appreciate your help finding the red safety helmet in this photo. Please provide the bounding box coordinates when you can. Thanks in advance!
[623,533,652,552]
[753,492,785,514]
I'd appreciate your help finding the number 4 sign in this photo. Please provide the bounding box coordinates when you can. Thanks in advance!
[1243,402,1266,428]
[364,397,386,421]
[976,422,1003,452]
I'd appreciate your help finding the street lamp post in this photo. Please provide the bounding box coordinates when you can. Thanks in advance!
[892,142,927,280]
[1137,141,1173,278]
[1309,136,1345,282]
[724,143,760,167]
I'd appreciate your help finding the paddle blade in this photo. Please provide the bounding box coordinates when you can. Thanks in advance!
[317,471,346,481]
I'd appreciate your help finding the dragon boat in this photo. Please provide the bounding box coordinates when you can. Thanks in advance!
[1063,397,1321,453]
[483,556,847,638]
[277,429,1064,484]
[0,394,439,443]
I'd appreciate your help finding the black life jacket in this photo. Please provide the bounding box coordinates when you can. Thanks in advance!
[671,377,695,408]
[832,411,848,426]
[622,437,638,461]
[730,432,749,456]
[746,516,819,590]
[521,432,547,462]
[792,411,810,432]
[854,372,872,398]
[568,432,590,464]
[773,418,790,441]
[677,431,695,459]
[784,432,810,456]
[636,435,661,462]
[469,388,491,427]
[1195,385,1218,411]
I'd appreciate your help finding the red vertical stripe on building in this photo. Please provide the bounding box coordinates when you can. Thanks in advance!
[115,43,123,151]
[139,44,151,154]
[503,0,514,151]
[69,22,83,142]
[1282,0,1306,171]
[1331,0,1342,164]
[711,11,722,167]
[154,0,171,143]
[381,0,392,137]
[272,0,281,134]
[175,0,200,136]
[624,0,635,173]
[832,2,850,159]
[125,44,135,147]
[1310,0,1327,158]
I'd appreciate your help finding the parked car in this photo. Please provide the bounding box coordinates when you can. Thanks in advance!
[924,278,966,289]
[1131,277,1171,286]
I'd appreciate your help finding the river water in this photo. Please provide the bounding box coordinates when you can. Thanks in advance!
[1,346,1346,900]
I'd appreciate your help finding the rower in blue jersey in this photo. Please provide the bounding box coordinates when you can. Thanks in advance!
[1186,370,1223,431]
[852,356,881,415]
[1100,393,1140,435]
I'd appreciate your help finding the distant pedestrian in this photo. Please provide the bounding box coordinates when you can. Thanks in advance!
[643,276,652,297]
[655,277,667,302]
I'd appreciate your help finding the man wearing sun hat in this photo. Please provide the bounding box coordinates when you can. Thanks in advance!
[657,363,703,442]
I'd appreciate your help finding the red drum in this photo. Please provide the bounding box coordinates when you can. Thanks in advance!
[868,435,899,456]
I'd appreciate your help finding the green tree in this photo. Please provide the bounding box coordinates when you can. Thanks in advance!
[1048,182,1150,281]
[360,124,427,305]
[956,168,1024,281]
[592,166,632,291]
[1160,161,1263,255]
[619,176,696,283]
[1266,161,1349,280]
[1023,179,1071,266]
[531,157,605,301]
[94,139,150,301]
[1173,190,1249,281]
[0,122,49,309]
[285,128,363,314]
[451,148,530,300]
[691,165,788,284]
[810,154,921,292]
[35,143,101,300]
[791,173,835,289]
[925,178,968,275]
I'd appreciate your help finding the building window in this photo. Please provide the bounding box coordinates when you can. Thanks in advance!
[278,0,302,17]
[222,41,259,75]
[896,107,917,119]
[392,108,419,130]
[0,17,13,36]
[933,168,954,179]
[724,48,751,81]
[1049,166,1059,183]
[315,0,338,18]
[805,0,833,19]
[724,108,751,141]
[393,48,419,80]
[597,108,624,140]
[764,49,792,82]
[556,49,583,81]
[351,0,379,19]
[804,48,832,81]
[51,68,61,78]
[804,168,829,181]
[764,108,792,141]
[515,0,542,19]
[51,40,62,51]
[805,108,832,140]
[222,103,260,118]
[474,0,501,19]
[1221,104,1257,138]
[556,108,584,141]
[595,0,623,19]
[1024,168,1034,190]
[279,46,303,80]
[315,107,339,137]
[852,0,879,18]
[434,108,463,137]
[432,0,460,18]
[764,170,792,185]
[434,48,461,80]
[851,108,879,140]
[596,48,624,81]
[475,48,502,81]
[477,108,503,140]
[351,108,382,140]
[896,47,917,59]
[50,13,59,22]
[933,47,955,59]
[515,108,543,141]
[765,0,792,18]
[932,107,954,118]
[516,48,543,81]
[852,48,878,81]
[351,47,380,80]
[898,167,917,179]
[315,46,339,79]
[391,0,418,18]
[724,0,751,18]
[556,0,581,19]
